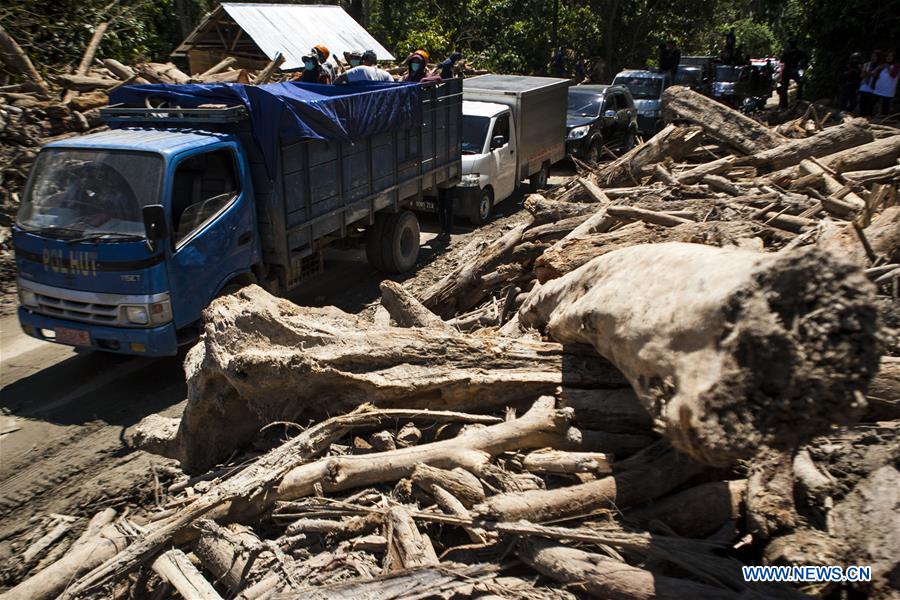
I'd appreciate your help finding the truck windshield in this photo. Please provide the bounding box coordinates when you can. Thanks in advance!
[567,92,603,116]
[462,115,490,155]
[614,77,662,100]
[17,149,163,240]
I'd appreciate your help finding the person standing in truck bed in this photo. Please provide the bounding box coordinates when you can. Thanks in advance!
[335,50,394,83]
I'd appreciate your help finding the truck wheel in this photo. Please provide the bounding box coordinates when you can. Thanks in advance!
[468,188,494,226]
[368,211,420,273]
[530,163,550,191]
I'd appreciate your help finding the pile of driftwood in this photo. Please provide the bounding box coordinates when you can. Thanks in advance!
[3,88,900,599]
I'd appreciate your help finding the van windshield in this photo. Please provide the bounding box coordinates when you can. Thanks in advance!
[614,77,662,100]
[462,115,490,154]
[17,149,163,240]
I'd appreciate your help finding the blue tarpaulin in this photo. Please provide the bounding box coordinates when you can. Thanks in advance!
[109,81,422,177]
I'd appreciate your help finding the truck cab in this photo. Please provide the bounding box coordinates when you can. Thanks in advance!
[445,75,568,225]
[457,100,518,225]
[14,128,260,355]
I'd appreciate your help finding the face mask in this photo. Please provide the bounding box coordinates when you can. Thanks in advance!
[304,62,316,71]
[350,59,361,67]
[411,62,421,72]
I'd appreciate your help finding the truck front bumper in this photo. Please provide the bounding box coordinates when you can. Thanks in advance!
[18,308,179,357]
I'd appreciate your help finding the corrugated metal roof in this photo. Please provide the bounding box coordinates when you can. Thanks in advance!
[174,3,394,70]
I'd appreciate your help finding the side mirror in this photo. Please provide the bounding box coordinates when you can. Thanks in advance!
[490,135,506,149]
[142,204,169,246]
[603,109,617,118]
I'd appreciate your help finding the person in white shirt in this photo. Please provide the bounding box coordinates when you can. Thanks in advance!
[335,50,394,84]
[873,49,899,115]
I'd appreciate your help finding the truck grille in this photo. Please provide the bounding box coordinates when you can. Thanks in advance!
[32,290,121,325]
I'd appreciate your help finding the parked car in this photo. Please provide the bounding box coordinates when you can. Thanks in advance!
[565,85,638,163]
[674,65,707,94]
[611,70,669,138]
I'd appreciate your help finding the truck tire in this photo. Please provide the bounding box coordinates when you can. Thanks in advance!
[468,188,494,226]
[530,163,550,191]
[367,211,420,273]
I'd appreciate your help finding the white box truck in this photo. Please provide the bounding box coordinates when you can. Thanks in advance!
[416,75,568,225]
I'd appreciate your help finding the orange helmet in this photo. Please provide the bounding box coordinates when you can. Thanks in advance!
[313,44,330,61]
[413,49,429,63]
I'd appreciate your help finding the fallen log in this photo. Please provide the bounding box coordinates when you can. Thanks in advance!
[521,243,880,467]
[741,118,874,172]
[534,220,778,283]
[151,548,222,600]
[3,515,128,600]
[420,223,529,317]
[252,53,285,85]
[193,520,282,595]
[56,74,118,92]
[136,62,191,84]
[476,441,701,522]
[385,506,439,570]
[154,286,619,472]
[379,280,451,330]
[557,387,653,433]
[627,480,746,538]
[663,86,784,154]
[521,449,611,475]
[843,164,900,185]
[523,194,597,224]
[819,134,900,173]
[606,205,692,227]
[518,539,736,599]
[0,25,51,96]
[102,58,149,84]
[676,156,735,184]
[798,159,864,210]
[595,124,704,186]
[198,56,237,79]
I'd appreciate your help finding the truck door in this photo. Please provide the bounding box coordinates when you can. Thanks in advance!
[166,144,256,329]
[489,112,517,201]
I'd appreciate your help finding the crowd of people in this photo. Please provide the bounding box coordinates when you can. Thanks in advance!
[290,44,462,87]
[841,49,899,116]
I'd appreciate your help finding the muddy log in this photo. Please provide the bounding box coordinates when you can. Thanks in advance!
[521,243,881,467]
[56,74,119,92]
[741,118,874,172]
[420,223,530,317]
[2,516,128,600]
[379,280,451,330]
[476,441,702,522]
[820,134,900,173]
[627,480,747,538]
[159,286,618,472]
[518,540,736,600]
[663,86,784,154]
[594,124,704,186]
[534,220,778,283]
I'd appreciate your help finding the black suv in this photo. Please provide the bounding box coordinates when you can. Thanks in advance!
[565,85,639,163]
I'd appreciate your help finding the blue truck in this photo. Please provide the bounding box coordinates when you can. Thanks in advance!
[13,79,462,356]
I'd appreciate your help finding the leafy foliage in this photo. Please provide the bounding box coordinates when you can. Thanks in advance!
[2,0,896,101]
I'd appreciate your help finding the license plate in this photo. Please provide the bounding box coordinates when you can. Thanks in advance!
[414,200,436,211]
[55,327,91,346]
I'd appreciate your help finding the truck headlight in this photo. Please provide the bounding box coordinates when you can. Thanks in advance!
[567,125,590,140]
[459,174,481,188]
[18,287,38,307]
[124,305,150,325]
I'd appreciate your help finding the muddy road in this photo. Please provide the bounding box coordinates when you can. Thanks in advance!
[0,174,569,564]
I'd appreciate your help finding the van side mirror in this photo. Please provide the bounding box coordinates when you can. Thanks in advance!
[603,109,617,118]
[490,135,506,150]
[142,204,169,245]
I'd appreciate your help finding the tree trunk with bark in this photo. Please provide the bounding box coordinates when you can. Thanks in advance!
[521,243,881,467]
